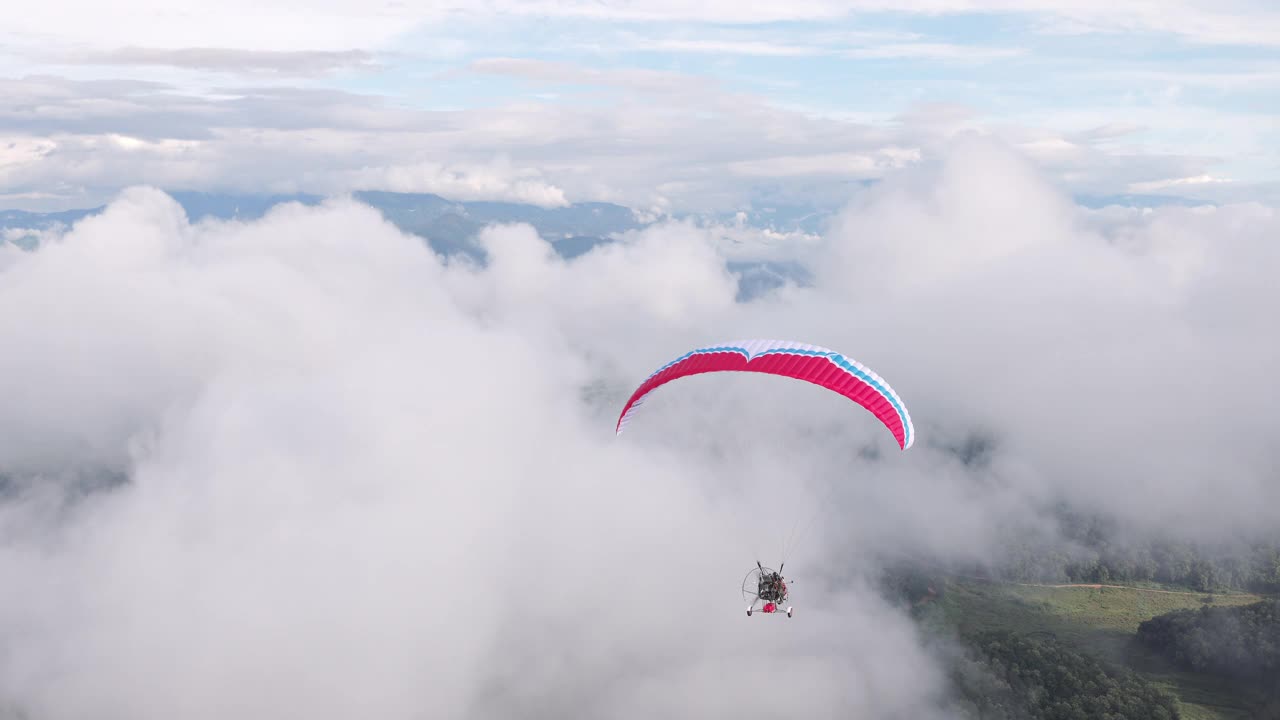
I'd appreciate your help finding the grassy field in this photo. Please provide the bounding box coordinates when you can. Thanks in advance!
[925,578,1266,719]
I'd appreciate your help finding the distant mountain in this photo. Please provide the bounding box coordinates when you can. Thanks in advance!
[167,190,326,221]
[7,185,1208,301]
[4,188,1205,300]
[4,188,1209,253]
[0,207,103,249]
[344,191,645,262]
[1,189,822,300]
[708,205,836,235]
[0,207,101,227]
[726,260,812,301]
[0,190,646,263]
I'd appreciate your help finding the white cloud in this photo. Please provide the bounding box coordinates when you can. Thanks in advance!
[810,137,1279,539]
[0,185,960,719]
[1023,0,1280,45]
[632,38,828,57]
[0,63,1259,214]
[615,29,1023,61]
[1069,122,1148,143]
[341,159,570,207]
[1127,173,1234,192]
[466,57,720,98]
[1015,136,1085,163]
[55,47,379,76]
[841,42,1026,60]
[728,149,922,178]
[0,136,57,174]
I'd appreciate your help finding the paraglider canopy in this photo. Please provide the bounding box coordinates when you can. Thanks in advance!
[615,339,914,450]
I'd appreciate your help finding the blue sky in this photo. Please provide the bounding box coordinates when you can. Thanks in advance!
[1,1,1277,211]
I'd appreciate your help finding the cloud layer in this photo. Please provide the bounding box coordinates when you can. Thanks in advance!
[3,68,1261,215]
[4,0,1277,212]
[0,137,1276,718]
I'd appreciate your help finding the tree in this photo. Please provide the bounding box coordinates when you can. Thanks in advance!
[945,630,1181,719]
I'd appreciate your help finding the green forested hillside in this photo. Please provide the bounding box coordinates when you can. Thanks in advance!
[889,571,1273,720]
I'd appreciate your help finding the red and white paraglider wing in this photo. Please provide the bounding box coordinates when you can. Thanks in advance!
[614,339,914,450]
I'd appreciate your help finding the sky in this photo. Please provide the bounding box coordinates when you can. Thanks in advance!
[2,0,1278,212]
[1,3,1278,719]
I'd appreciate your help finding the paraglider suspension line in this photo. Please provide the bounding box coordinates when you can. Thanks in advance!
[778,476,842,566]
